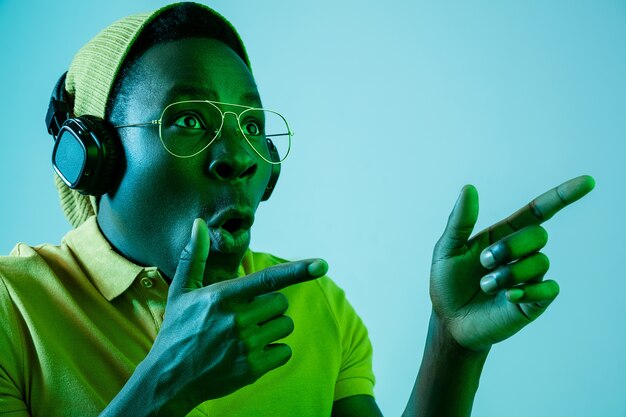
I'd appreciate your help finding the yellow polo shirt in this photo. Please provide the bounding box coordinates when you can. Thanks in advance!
[0,216,374,416]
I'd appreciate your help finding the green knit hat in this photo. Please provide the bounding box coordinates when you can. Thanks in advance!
[56,2,251,228]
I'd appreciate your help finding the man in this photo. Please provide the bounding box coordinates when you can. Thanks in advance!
[0,2,594,416]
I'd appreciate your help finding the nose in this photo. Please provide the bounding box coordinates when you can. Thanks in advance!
[207,117,258,183]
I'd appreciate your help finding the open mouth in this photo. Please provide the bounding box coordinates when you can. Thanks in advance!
[205,206,254,254]
[207,207,254,239]
[220,217,246,234]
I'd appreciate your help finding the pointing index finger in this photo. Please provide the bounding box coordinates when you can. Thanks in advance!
[219,258,328,299]
[485,175,595,243]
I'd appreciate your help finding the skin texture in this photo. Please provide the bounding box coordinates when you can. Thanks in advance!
[99,39,337,416]
[399,176,594,417]
[430,176,595,353]
[99,38,271,285]
[102,217,331,416]
[93,36,596,417]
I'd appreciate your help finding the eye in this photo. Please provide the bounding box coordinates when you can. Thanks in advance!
[242,120,263,136]
[173,114,205,130]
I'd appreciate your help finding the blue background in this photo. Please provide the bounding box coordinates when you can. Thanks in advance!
[1,1,625,416]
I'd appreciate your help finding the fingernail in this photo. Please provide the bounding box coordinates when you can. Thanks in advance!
[507,288,524,302]
[307,259,328,277]
[480,250,495,269]
[191,218,200,239]
[480,274,498,294]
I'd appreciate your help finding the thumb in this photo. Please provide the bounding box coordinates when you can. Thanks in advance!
[436,185,479,256]
[169,218,210,299]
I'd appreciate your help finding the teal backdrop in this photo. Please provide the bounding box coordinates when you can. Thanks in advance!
[1,1,624,416]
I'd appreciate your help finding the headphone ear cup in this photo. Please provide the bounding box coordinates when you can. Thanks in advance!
[78,115,121,196]
[261,138,281,201]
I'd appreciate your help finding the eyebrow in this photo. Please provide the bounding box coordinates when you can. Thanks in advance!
[166,85,262,106]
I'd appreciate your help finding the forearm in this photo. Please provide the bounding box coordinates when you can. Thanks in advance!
[402,311,490,417]
[99,351,195,417]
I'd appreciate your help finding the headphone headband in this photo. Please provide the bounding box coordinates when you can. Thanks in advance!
[45,72,71,139]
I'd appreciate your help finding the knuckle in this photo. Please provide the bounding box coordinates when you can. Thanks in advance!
[526,223,541,233]
[284,262,302,282]
[446,235,468,249]
[237,337,252,355]
[258,270,279,292]
[222,312,239,334]
[433,238,443,253]
[432,238,447,259]
[453,224,476,237]
[284,344,293,357]
[234,313,248,330]
[278,344,293,363]
[246,355,264,378]
[532,225,548,243]
[281,262,299,282]
[206,288,225,306]
[274,292,289,312]
[499,266,514,285]
[179,243,194,261]
[243,335,256,353]
[547,279,560,296]
[535,252,550,271]
[490,241,511,264]
[282,316,295,334]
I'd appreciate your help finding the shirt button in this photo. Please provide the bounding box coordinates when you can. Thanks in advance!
[140,277,154,288]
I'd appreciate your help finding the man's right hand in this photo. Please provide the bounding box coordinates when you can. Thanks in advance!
[149,218,328,412]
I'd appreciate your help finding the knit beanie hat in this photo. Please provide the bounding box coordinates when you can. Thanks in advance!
[56,2,251,228]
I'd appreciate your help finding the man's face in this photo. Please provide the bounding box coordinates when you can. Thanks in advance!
[99,37,271,284]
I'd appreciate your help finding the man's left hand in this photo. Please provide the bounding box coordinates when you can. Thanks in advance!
[430,175,595,352]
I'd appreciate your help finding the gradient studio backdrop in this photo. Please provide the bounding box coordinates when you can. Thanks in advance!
[1,1,624,416]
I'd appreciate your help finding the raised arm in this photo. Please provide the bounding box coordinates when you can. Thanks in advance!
[403,175,595,417]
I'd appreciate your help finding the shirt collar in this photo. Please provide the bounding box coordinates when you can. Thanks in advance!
[62,216,252,301]
[62,216,145,301]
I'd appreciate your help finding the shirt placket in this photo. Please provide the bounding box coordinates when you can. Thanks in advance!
[137,267,168,333]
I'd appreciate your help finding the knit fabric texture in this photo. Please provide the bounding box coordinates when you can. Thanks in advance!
[56,2,250,228]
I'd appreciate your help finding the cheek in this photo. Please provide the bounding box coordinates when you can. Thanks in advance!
[107,133,201,271]
[112,131,192,209]
[257,162,273,194]
[122,129,166,172]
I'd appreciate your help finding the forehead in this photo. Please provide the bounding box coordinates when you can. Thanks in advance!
[131,37,260,107]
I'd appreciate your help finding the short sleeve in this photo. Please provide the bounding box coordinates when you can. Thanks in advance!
[0,274,29,416]
[316,277,375,401]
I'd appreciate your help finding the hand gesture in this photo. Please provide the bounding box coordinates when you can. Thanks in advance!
[430,175,595,352]
[150,218,328,409]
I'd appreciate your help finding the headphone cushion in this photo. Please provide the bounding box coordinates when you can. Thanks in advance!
[80,115,120,196]
[261,138,281,201]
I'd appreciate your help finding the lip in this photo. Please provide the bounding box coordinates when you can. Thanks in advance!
[206,207,254,254]
[206,207,255,230]
[208,227,250,254]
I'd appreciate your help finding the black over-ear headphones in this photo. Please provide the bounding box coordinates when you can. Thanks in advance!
[45,71,281,200]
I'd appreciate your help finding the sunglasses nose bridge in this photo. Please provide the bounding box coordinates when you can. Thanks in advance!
[221,110,240,120]
[219,110,243,135]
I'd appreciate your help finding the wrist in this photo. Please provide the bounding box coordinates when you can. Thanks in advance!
[100,349,196,417]
[403,310,491,417]
[428,309,492,359]
[142,344,199,416]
